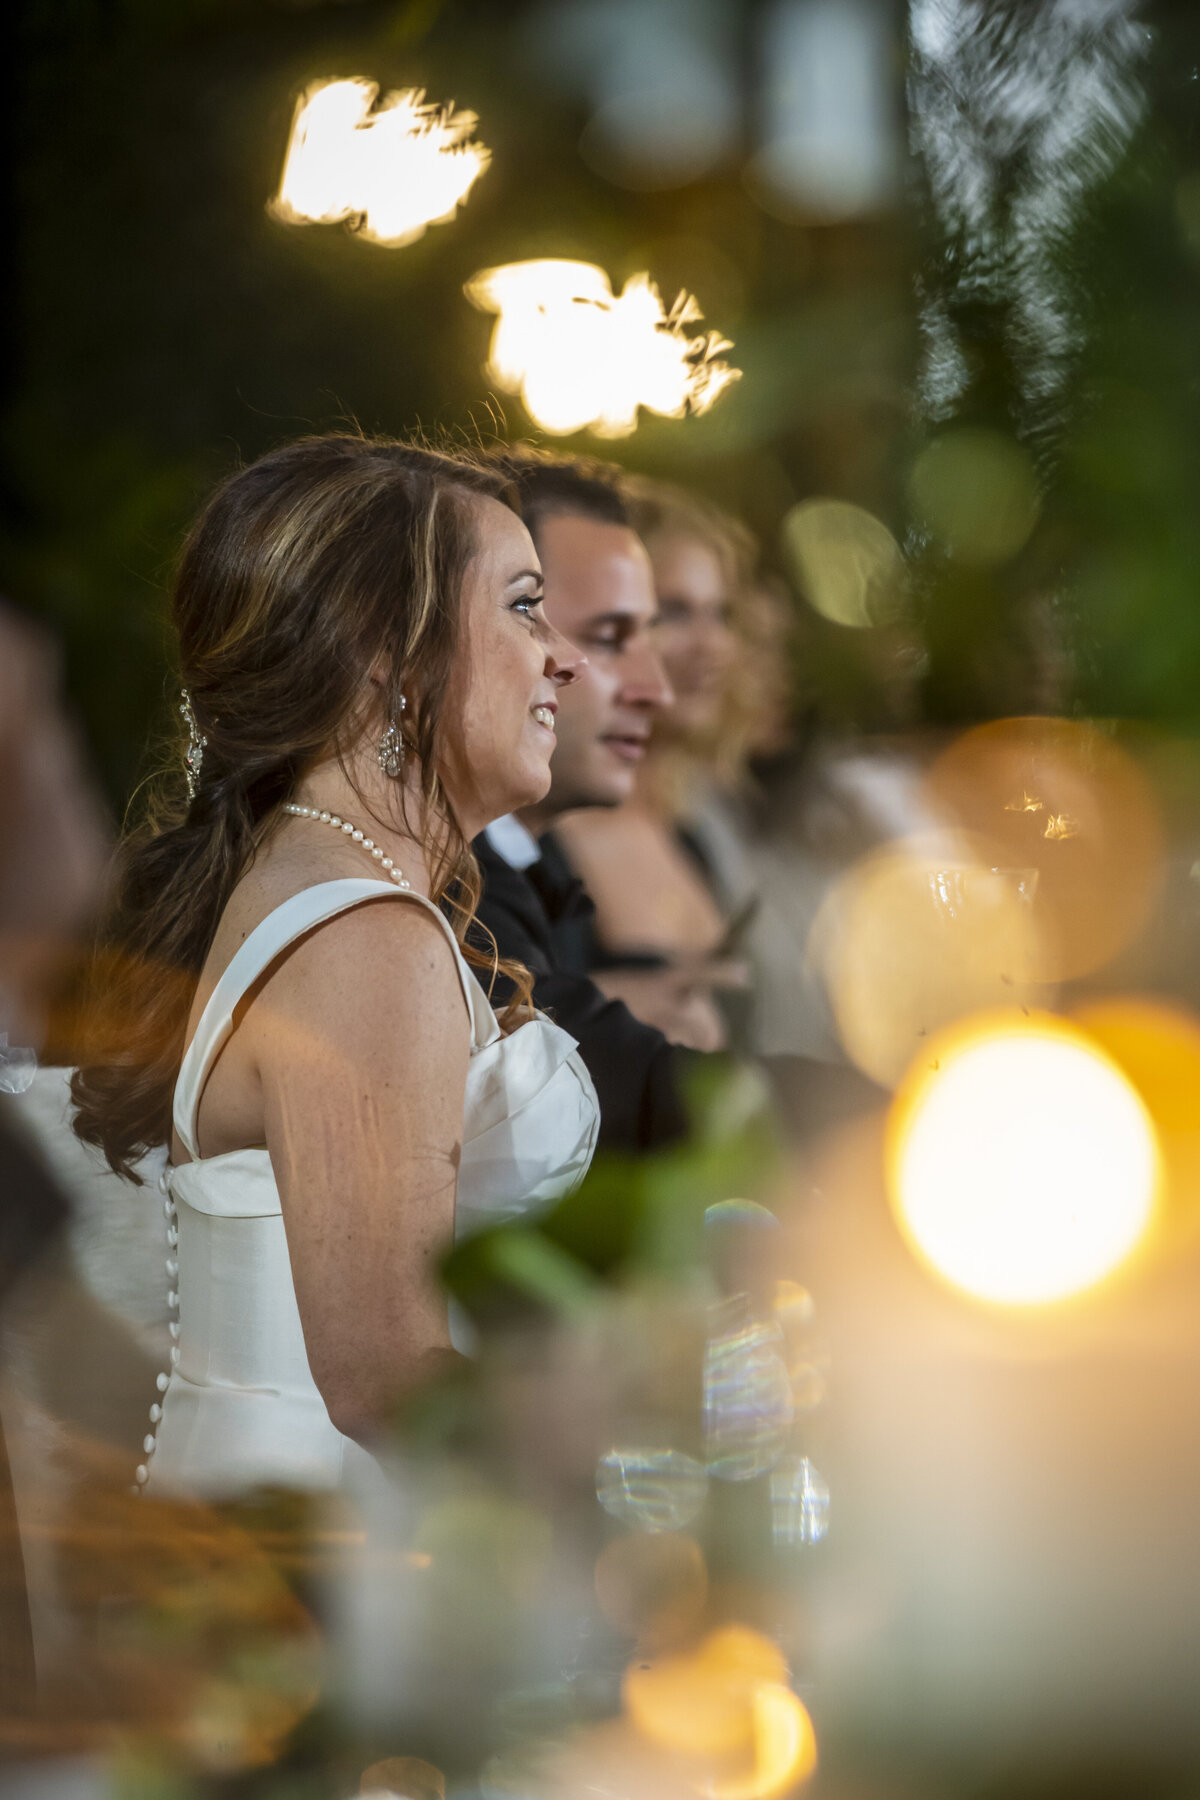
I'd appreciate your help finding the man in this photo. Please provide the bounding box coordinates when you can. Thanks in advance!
[472,450,734,1150]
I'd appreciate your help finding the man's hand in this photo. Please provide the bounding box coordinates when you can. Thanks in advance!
[594,957,748,1052]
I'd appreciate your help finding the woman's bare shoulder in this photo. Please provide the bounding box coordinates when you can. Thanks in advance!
[186,826,463,1022]
[210,832,378,951]
[255,890,468,1027]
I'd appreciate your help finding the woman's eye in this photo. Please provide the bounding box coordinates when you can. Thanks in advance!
[511,594,544,617]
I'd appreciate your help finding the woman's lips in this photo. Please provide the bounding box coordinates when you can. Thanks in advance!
[531,703,556,733]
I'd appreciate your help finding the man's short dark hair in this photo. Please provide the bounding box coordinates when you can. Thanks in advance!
[485,445,629,544]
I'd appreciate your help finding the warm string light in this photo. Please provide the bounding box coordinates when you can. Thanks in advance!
[465,258,740,437]
[272,77,489,247]
[272,88,741,436]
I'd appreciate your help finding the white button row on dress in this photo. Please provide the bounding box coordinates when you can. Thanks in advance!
[136,1169,182,1493]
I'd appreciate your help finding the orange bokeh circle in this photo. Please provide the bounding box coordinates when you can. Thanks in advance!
[923,717,1164,982]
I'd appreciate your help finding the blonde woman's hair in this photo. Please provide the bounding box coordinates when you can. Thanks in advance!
[623,476,791,798]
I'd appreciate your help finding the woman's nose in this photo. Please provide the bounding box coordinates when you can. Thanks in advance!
[545,624,587,688]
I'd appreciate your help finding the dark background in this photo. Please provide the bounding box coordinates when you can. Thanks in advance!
[3,0,1198,812]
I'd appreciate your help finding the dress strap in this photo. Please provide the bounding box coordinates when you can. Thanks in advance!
[172,879,488,1162]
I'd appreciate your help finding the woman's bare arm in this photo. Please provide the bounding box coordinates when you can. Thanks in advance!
[250,897,471,1442]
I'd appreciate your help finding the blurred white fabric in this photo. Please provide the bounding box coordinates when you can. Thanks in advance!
[3,1064,169,1363]
[0,1069,171,1678]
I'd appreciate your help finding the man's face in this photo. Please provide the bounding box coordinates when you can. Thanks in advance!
[530,511,673,814]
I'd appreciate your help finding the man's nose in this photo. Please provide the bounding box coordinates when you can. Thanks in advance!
[620,639,674,711]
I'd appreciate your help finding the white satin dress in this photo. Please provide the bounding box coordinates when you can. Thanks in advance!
[144,879,599,1500]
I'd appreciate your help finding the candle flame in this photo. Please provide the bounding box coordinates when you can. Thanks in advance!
[272,78,489,247]
[465,258,740,437]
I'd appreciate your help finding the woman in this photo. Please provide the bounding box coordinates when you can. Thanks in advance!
[554,478,788,1050]
[71,434,598,1499]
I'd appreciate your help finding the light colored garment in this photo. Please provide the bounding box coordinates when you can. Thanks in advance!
[483,813,541,871]
[6,1066,170,1365]
[148,878,599,1500]
[682,786,845,1062]
[0,1074,170,1675]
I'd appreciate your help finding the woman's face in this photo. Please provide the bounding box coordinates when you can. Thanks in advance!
[649,533,738,737]
[438,498,583,838]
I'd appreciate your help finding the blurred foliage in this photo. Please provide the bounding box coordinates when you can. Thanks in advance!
[905,4,1200,725]
[443,1054,781,1328]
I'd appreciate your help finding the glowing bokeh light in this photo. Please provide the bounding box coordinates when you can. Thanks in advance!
[769,1455,830,1548]
[465,259,740,437]
[273,78,489,247]
[703,1308,794,1481]
[782,497,904,628]
[888,1012,1159,1306]
[624,1626,816,1798]
[596,1446,708,1533]
[924,717,1165,982]
[771,1281,827,1411]
[623,1625,789,1757]
[772,1279,815,1331]
[908,427,1040,564]
[1073,996,1200,1240]
[706,1684,818,1800]
[809,835,1047,1087]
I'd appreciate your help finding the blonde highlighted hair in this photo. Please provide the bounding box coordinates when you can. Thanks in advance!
[622,475,791,795]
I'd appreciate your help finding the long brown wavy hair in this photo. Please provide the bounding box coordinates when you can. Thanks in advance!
[72,432,531,1179]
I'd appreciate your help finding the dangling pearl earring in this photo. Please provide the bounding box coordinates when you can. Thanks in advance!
[377,695,407,779]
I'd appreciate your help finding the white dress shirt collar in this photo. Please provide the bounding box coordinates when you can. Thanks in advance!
[483,814,542,871]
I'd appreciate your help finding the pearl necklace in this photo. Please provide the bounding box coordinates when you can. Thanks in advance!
[282,802,410,889]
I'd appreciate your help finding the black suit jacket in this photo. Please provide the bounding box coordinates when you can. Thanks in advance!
[471,833,688,1152]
